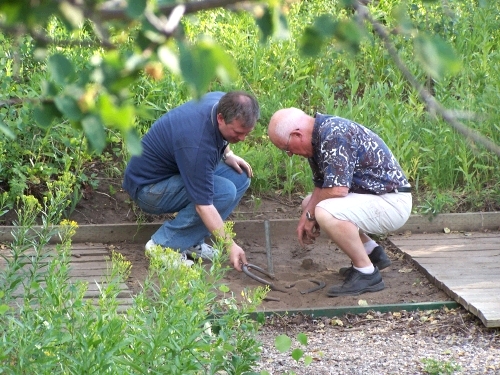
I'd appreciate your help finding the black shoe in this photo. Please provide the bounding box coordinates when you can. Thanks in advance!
[328,267,385,297]
[339,246,392,276]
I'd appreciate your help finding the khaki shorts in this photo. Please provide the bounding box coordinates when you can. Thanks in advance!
[316,192,412,235]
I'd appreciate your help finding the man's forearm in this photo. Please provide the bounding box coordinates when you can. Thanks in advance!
[195,204,231,242]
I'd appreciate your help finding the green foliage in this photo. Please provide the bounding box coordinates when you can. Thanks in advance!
[0,1,499,216]
[185,1,499,212]
[274,332,313,372]
[421,357,462,375]
[1,209,266,374]
[414,33,462,80]
[417,192,457,218]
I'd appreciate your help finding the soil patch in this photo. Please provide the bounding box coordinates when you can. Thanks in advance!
[111,237,450,311]
[57,176,451,310]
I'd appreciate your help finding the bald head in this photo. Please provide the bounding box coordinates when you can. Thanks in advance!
[268,107,312,147]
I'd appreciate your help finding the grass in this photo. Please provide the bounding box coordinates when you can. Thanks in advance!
[0,1,499,217]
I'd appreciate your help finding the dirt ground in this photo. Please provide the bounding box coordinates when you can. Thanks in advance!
[60,176,451,310]
[1,175,452,309]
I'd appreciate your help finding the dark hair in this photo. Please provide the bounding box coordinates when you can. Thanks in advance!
[218,91,260,129]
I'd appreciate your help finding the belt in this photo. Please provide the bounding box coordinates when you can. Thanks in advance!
[390,186,412,193]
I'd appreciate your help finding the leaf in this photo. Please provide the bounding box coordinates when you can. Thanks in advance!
[210,44,239,84]
[333,19,362,54]
[158,45,180,75]
[0,2,22,24]
[304,355,313,366]
[313,14,337,37]
[340,0,357,6]
[82,114,106,153]
[126,0,146,19]
[0,121,15,139]
[392,4,413,34]
[218,284,230,293]
[256,312,266,324]
[59,1,84,28]
[330,318,343,326]
[414,34,462,80]
[398,267,413,273]
[300,27,323,57]
[179,38,239,97]
[274,334,292,353]
[0,304,9,315]
[40,80,59,97]
[255,5,289,42]
[98,95,135,130]
[255,7,273,41]
[301,17,361,57]
[179,42,210,96]
[33,102,60,128]
[124,127,142,156]
[291,348,304,362]
[54,95,83,121]
[48,54,75,86]
[297,332,308,346]
[358,299,368,306]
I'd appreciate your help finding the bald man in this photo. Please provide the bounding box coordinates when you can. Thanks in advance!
[268,108,412,296]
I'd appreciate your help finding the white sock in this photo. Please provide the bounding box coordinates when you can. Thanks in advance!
[363,240,378,255]
[353,264,375,274]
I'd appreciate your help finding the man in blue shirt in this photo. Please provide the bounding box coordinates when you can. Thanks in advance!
[123,91,260,271]
[268,108,412,296]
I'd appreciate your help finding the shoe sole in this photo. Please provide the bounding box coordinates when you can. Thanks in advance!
[327,280,385,297]
[339,260,392,276]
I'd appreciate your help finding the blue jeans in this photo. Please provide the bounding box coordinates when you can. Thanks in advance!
[135,161,250,251]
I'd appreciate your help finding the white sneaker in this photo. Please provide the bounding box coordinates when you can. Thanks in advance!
[145,239,156,252]
[186,243,219,261]
[145,239,194,267]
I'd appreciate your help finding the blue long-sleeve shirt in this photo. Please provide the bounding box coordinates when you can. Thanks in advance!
[122,92,228,205]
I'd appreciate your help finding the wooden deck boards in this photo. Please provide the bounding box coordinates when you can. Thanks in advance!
[0,243,133,310]
[391,232,500,328]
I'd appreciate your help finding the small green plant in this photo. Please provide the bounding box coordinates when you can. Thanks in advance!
[421,358,462,375]
[258,332,313,375]
[417,192,457,217]
[245,194,262,213]
[0,192,10,218]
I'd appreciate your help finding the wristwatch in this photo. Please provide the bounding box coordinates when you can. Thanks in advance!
[222,150,234,161]
[306,211,316,221]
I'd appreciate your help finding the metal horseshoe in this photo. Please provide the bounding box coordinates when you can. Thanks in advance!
[300,279,326,294]
[242,264,288,293]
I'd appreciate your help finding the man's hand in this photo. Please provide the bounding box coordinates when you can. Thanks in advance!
[228,242,248,271]
[297,216,321,247]
[224,153,253,177]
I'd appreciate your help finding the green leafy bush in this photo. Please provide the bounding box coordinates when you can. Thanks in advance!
[0,188,267,374]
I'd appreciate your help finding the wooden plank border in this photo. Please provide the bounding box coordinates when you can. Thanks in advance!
[0,212,499,244]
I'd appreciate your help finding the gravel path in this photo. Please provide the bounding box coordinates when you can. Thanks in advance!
[254,307,500,375]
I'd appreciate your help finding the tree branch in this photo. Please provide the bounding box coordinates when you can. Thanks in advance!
[98,0,257,21]
[354,2,500,157]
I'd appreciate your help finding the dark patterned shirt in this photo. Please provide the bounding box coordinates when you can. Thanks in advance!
[309,114,409,195]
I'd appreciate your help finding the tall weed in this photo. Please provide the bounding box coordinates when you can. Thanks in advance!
[0,185,266,373]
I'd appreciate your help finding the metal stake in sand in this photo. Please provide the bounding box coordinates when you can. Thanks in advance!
[264,220,275,277]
